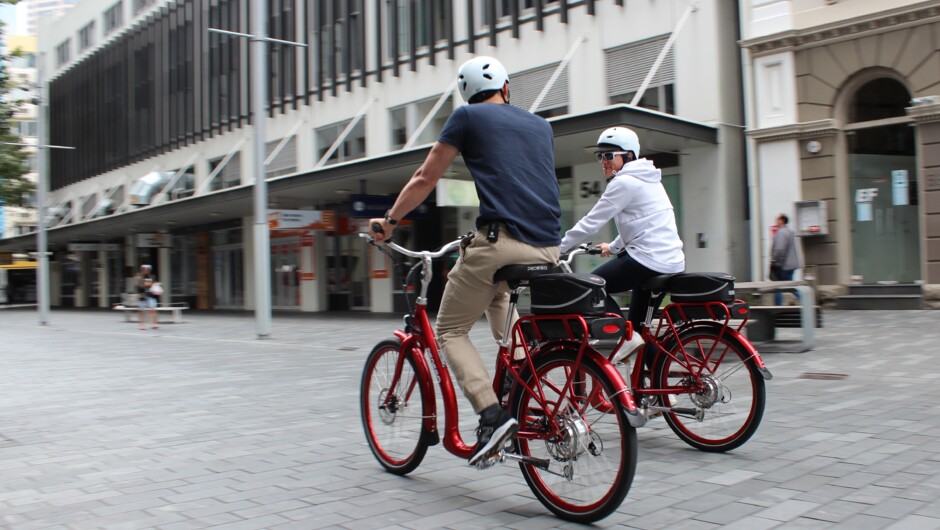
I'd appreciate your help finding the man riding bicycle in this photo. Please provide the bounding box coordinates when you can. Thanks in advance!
[369,56,561,466]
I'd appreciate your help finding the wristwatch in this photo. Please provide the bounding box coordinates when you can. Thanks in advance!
[384,210,399,225]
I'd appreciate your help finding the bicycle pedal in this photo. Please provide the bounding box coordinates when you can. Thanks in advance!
[472,453,503,470]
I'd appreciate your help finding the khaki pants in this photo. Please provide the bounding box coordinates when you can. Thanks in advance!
[436,226,559,414]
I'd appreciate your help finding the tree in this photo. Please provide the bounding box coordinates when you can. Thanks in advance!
[0,8,34,208]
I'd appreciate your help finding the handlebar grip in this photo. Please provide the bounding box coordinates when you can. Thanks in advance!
[371,222,384,235]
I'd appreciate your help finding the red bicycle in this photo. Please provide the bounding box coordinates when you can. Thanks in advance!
[563,245,773,452]
[359,234,643,523]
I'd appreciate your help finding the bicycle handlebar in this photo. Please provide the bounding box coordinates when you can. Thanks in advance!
[558,244,603,273]
[358,232,463,260]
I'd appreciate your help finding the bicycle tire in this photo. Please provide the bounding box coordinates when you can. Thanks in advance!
[360,339,432,475]
[510,345,637,523]
[652,323,766,452]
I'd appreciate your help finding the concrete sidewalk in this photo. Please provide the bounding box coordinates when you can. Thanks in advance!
[1,307,940,529]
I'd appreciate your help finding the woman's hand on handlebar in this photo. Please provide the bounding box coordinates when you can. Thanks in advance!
[598,242,612,257]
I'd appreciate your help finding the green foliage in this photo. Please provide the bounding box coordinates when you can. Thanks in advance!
[0,11,35,207]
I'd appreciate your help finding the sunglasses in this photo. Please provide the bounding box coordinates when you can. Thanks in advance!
[595,151,629,161]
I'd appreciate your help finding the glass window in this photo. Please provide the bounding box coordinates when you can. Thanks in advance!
[389,94,452,150]
[103,2,124,35]
[316,119,366,164]
[848,78,910,124]
[56,39,71,67]
[78,21,95,51]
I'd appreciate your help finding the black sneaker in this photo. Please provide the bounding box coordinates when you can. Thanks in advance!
[468,404,519,466]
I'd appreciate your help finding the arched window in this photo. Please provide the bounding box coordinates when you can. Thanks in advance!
[847,78,910,123]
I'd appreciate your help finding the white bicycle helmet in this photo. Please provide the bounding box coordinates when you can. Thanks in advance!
[457,56,509,103]
[597,126,641,158]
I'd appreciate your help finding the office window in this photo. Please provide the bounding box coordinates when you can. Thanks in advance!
[16,121,38,138]
[208,153,242,191]
[265,138,297,178]
[606,36,676,115]
[132,0,154,16]
[78,21,95,51]
[316,120,366,165]
[511,63,569,116]
[387,0,448,59]
[103,2,124,35]
[55,39,71,67]
[389,94,452,150]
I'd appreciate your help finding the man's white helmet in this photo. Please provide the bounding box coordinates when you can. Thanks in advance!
[457,56,509,103]
[597,127,640,157]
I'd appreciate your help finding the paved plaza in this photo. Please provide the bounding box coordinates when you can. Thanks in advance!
[1,306,940,529]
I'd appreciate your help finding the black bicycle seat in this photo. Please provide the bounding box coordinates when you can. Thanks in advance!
[493,263,559,284]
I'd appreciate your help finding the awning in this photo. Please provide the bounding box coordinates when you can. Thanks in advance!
[0,261,38,270]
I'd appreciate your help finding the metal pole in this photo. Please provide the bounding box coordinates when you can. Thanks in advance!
[36,54,50,326]
[251,0,272,338]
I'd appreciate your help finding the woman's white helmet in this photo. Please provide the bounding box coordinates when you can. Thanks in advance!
[457,56,509,103]
[597,127,640,158]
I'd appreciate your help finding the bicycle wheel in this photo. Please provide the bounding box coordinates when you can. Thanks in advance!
[360,339,431,475]
[652,325,765,452]
[510,346,637,523]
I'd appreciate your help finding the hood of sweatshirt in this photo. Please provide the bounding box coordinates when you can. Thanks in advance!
[613,158,661,184]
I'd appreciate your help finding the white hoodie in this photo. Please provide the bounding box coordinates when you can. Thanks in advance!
[560,158,685,274]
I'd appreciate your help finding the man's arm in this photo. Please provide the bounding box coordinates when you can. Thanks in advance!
[370,141,459,241]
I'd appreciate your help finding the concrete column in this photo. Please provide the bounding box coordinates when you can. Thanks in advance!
[98,249,109,308]
[158,232,172,305]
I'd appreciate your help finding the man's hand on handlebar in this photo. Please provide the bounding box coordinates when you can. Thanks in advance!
[369,217,394,243]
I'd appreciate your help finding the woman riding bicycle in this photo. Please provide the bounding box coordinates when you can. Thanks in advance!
[559,126,685,361]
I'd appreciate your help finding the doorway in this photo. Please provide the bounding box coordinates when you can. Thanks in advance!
[845,78,919,284]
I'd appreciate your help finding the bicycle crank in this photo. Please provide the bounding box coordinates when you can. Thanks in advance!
[474,450,550,471]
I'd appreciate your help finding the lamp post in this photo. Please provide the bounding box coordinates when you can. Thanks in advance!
[209,2,305,339]
[2,55,75,325]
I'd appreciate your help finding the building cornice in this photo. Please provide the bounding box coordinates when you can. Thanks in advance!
[741,1,940,56]
[907,101,940,124]
[746,120,839,142]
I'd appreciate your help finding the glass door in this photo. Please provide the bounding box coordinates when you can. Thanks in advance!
[848,124,919,283]
[271,236,300,310]
[213,246,244,308]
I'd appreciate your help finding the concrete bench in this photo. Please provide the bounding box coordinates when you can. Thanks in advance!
[747,305,823,341]
[736,281,817,352]
[113,303,189,324]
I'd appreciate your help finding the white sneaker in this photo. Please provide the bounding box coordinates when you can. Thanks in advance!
[611,333,645,364]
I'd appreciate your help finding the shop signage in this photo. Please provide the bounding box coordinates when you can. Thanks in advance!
[137,233,172,248]
[268,209,336,230]
[349,194,429,218]
[68,243,121,252]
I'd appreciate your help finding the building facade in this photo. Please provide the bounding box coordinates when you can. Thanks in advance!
[0,0,750,313]
[741,0,940,305]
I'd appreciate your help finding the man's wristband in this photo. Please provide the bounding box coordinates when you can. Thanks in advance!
[384,211,399,226]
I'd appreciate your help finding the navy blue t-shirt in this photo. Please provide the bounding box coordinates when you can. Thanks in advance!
[438,103,561,247]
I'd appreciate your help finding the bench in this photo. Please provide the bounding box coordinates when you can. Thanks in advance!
[113,303,189,324]
[735,280,817,353]
[747,305,823,341]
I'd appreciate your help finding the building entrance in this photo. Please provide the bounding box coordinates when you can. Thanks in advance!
[846,77,920,284]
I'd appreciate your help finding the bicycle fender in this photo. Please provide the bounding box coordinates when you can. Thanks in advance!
[673,321,773,381]
[396,332,442,444]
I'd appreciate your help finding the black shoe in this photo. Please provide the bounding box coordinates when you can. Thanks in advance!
[468,404,518,466]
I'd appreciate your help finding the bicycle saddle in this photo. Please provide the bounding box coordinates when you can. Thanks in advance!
[493,263,560,284]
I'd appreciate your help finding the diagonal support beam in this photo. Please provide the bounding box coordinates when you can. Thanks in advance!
[630,1,696,107]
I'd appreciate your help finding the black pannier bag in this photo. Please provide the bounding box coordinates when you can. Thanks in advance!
[667,273,735,303]
[529,273,608,316]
